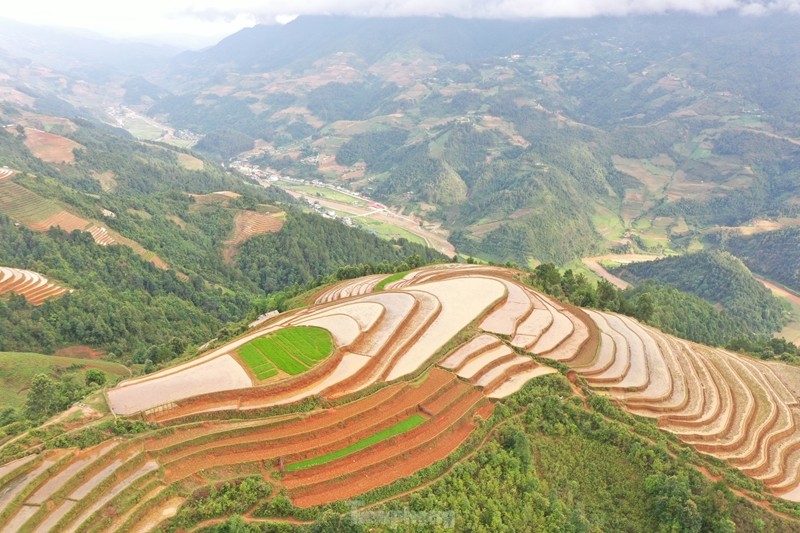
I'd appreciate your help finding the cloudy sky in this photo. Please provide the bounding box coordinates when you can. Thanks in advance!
[4,0,800,46]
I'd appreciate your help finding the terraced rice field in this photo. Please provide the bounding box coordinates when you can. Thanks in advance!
[0,176,172,269]
[236,326,333,378]
[286,414,427,471]
[0,179,62,224]
[0,178,117,245]
[226,210,284,246]
[6,264,800,532]
[0,266,69,305]
[571,309,800,501]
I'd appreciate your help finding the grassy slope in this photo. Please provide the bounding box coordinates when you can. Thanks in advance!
[0,352,128,408]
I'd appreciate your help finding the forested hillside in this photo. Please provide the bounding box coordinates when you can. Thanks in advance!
[0,105,446,361]
[237,211,442,293]
[129,15,800,265]
[612,251,788,339]
[723,228,800,293]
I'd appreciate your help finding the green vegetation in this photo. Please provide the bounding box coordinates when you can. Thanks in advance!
[0,179,62,225]
[728,337,799,365]
[237,211,444,294]
[335,127,409,167]
[374,271,408,291]
[282,183,367,206]
[612,251,790,338]
[352,216,427,246]
[0,215,246,358]
[722,227,800,293]
[624,282,751,347]
[0,363,144,450]
[307,81,399,122]
[160,477,272,533]
[141,14,800,266]
[237,344,279,380]
[287,414,426,472]
[0,112,445,389]
[237,327,334,377]
[0,351,125,409]
[194,128,255,160]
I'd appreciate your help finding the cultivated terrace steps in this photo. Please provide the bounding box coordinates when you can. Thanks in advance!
[0,266,69,305]
[4,264,800,532]
[573,308,800,501]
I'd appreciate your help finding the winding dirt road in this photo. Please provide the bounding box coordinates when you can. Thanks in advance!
[581,254,663,289]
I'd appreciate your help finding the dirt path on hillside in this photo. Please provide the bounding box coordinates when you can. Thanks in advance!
[756,276,800,307]
[738,128,800,148]
[754,275,800,347]
[581,254,663,289]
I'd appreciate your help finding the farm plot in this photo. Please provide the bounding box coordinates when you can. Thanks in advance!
[223,210,285,260]
[107,355,252,415]
[102,264,800,504]
[562,306,800,501]
[315,274,387,303]
[440,334,503,370]
[0,179,62,225]
[0,178,171,264]
[0,266,69,305]
[14,263,800,530]
[62,369,489,516]
[385,276,507,380]
[237,326,334,377]
[479,278,534,336]
[22,127,83,164]
[286,414,427,471]
[106,267,561,420]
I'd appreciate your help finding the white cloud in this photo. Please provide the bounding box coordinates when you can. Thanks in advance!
[2,0,799,45]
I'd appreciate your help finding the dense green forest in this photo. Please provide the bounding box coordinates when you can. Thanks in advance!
[237,210,444,293]
[0,216,246,358]
[611,251,789,338]
[721,228,800,294]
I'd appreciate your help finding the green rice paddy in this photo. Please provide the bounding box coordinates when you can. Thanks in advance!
[286,414,427,471]
[236,326,334,379]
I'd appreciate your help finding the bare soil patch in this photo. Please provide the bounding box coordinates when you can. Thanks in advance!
[53,345,105,359]
[22,128,83,164]
[223,211,284,262]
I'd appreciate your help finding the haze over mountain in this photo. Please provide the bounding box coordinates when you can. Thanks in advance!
[4,0,800,43]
